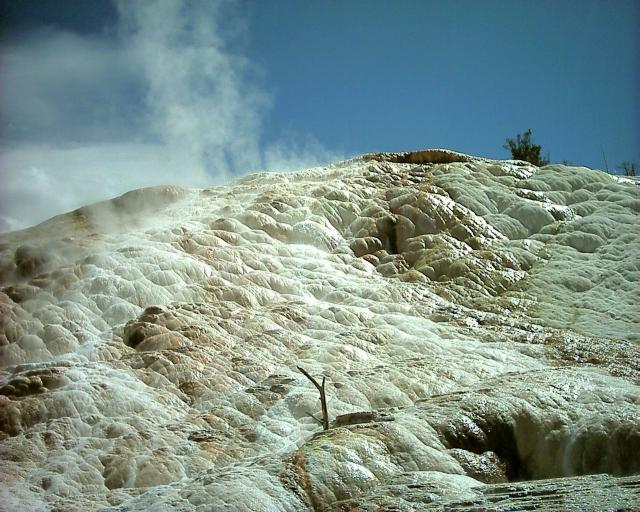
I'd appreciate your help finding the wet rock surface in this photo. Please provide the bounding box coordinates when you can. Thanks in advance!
[0,152,638,510]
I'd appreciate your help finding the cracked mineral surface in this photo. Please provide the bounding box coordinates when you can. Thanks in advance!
[1,150,638,511]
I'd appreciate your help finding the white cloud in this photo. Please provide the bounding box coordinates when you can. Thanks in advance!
[0,0,341,233]
[1,29,142,142]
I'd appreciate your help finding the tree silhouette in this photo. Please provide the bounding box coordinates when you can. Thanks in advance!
[504,129,549,166]
[618,162,637,177]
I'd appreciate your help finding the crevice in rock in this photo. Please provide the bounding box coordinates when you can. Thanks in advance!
[375,216,399,255]
[438,409,640,483]
[440,414,526,481]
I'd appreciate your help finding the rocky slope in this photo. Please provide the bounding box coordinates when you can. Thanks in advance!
[1,149,638,511]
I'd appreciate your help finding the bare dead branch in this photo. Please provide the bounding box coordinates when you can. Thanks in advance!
[305,412,323,425]
[298,366,329,430]
[297,366,321,390]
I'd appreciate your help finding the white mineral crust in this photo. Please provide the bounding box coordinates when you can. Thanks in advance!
[0,150,638,511]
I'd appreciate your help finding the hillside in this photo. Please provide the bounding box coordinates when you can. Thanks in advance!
[1,150,638,510]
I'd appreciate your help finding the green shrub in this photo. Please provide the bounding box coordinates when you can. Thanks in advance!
[504,129,549,166]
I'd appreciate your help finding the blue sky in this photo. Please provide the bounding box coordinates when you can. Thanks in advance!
[246,0,638,165]
[1,0,638,231]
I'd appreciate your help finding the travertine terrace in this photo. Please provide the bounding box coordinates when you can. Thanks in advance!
[1,150,638,510]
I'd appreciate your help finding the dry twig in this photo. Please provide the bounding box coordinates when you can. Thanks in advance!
[298,366,329,430]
